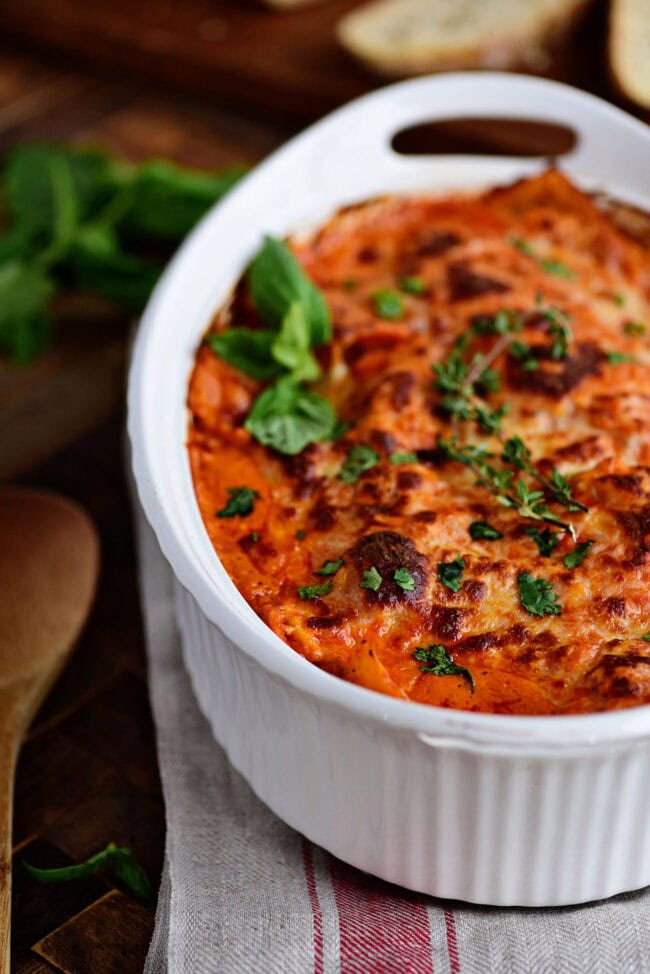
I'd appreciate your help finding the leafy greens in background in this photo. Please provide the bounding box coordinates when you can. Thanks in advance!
[0,143,245,362]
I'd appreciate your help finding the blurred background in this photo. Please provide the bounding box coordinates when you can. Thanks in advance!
[1,1,647,971]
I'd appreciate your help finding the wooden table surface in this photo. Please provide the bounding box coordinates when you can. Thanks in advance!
[1,3,647,969]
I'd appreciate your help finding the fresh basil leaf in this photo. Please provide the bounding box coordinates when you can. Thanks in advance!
[205,329,282,381]
[24,841,153,903]
[122,160,245,240]
[0,261,54,363]
[245,377,337,455]
[68,225,159,310]
[412,644,474,690]
[271,302,321,382]
[111,848,154,903]
[248,236,330,347]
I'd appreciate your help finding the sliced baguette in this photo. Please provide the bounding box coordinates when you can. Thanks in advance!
[260,0,330,8]
[609,0,650,109]
[338,0,592,77]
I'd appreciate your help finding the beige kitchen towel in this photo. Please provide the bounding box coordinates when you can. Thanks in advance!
[135,507,650,974]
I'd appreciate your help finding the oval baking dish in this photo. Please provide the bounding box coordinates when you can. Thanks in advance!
[128,73,650,907]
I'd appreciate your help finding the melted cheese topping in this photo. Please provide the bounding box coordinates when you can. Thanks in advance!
[188,170,650,715]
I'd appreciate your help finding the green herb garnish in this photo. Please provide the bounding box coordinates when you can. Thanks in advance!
[360,567,382,591]
[0,145,244,362]
[641,635,650,642]
[297,579,332,600]
[563,540,593,570]
[518,572,562,617]
[612,292,626,307]
[437,556,465,593]
[399,276,426,294]
[315,557,344,576]
[469,521,503,541]
[338,444,380,484]
[373,289,403,320]
[606,350,637,364]
[624,321,646,336]
[23,842,152,904]
[205,329,282,381]
[525,526,560,557]
[412,644,474,690]
[393,567,415,591]
[295,530,306,540]
[245,377,338,456]
[390,451,418,464]
[216,486,259,518]
[539,258,574,279]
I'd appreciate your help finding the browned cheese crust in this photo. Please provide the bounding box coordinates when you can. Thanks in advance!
[188,170,650,715]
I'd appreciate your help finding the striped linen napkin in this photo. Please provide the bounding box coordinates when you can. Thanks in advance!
[134,507,650,974]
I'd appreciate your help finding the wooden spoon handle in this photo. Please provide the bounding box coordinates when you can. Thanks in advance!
[0,728,17,974]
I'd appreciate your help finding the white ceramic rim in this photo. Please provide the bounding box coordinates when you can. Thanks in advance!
[128,72,650,755]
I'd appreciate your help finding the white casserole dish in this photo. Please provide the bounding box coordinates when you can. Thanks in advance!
[128,73,650,907]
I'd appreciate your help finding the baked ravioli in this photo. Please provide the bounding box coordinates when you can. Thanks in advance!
[187,170,650,715]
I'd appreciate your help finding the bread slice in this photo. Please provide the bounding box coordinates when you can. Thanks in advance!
[338,0,592,77]
[609,0,650,109]
[260,0,329,8]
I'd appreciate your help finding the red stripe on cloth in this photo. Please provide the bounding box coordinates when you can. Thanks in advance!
[330,857,434,974]
[302,838,324,974]
[443,909,460,974]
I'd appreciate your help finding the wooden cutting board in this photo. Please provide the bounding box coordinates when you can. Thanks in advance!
[1,0,628,123]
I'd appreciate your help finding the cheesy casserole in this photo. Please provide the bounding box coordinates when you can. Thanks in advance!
[188,170,650,715]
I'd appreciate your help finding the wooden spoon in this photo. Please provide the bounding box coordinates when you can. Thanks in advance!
[0,490,99,970]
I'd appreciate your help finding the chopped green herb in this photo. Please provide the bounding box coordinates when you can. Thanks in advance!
[525,527,560,557]
[624,321,646,336]
[612,292,626,307]
[469,521,503,541]
[399,275,427,295]
[476,366,500,394]
[518,572,562,617]
[412,644,474,690]
[24,842,152,904]
[295,530,306,540]
[297,579,332,600]
[474,402,509,435]
[502,436,531,471]
[606,350,637,364]
[373,288,403,320]
[563,540,593,570]
[315,557,344,576]
[641,635,650,642]
[338,444,380,484]
[216,486,259,518]
[360,566,382,592]
[393,567,415,591]
[540,258,574,279]
[342,277,357,291]
[390,451,418,464]
[510,236,535,256]
[249,532,259,543]
[437,556,465,593]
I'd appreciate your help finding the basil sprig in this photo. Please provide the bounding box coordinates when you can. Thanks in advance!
[0,144,244,362]
[211,235,341,455]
